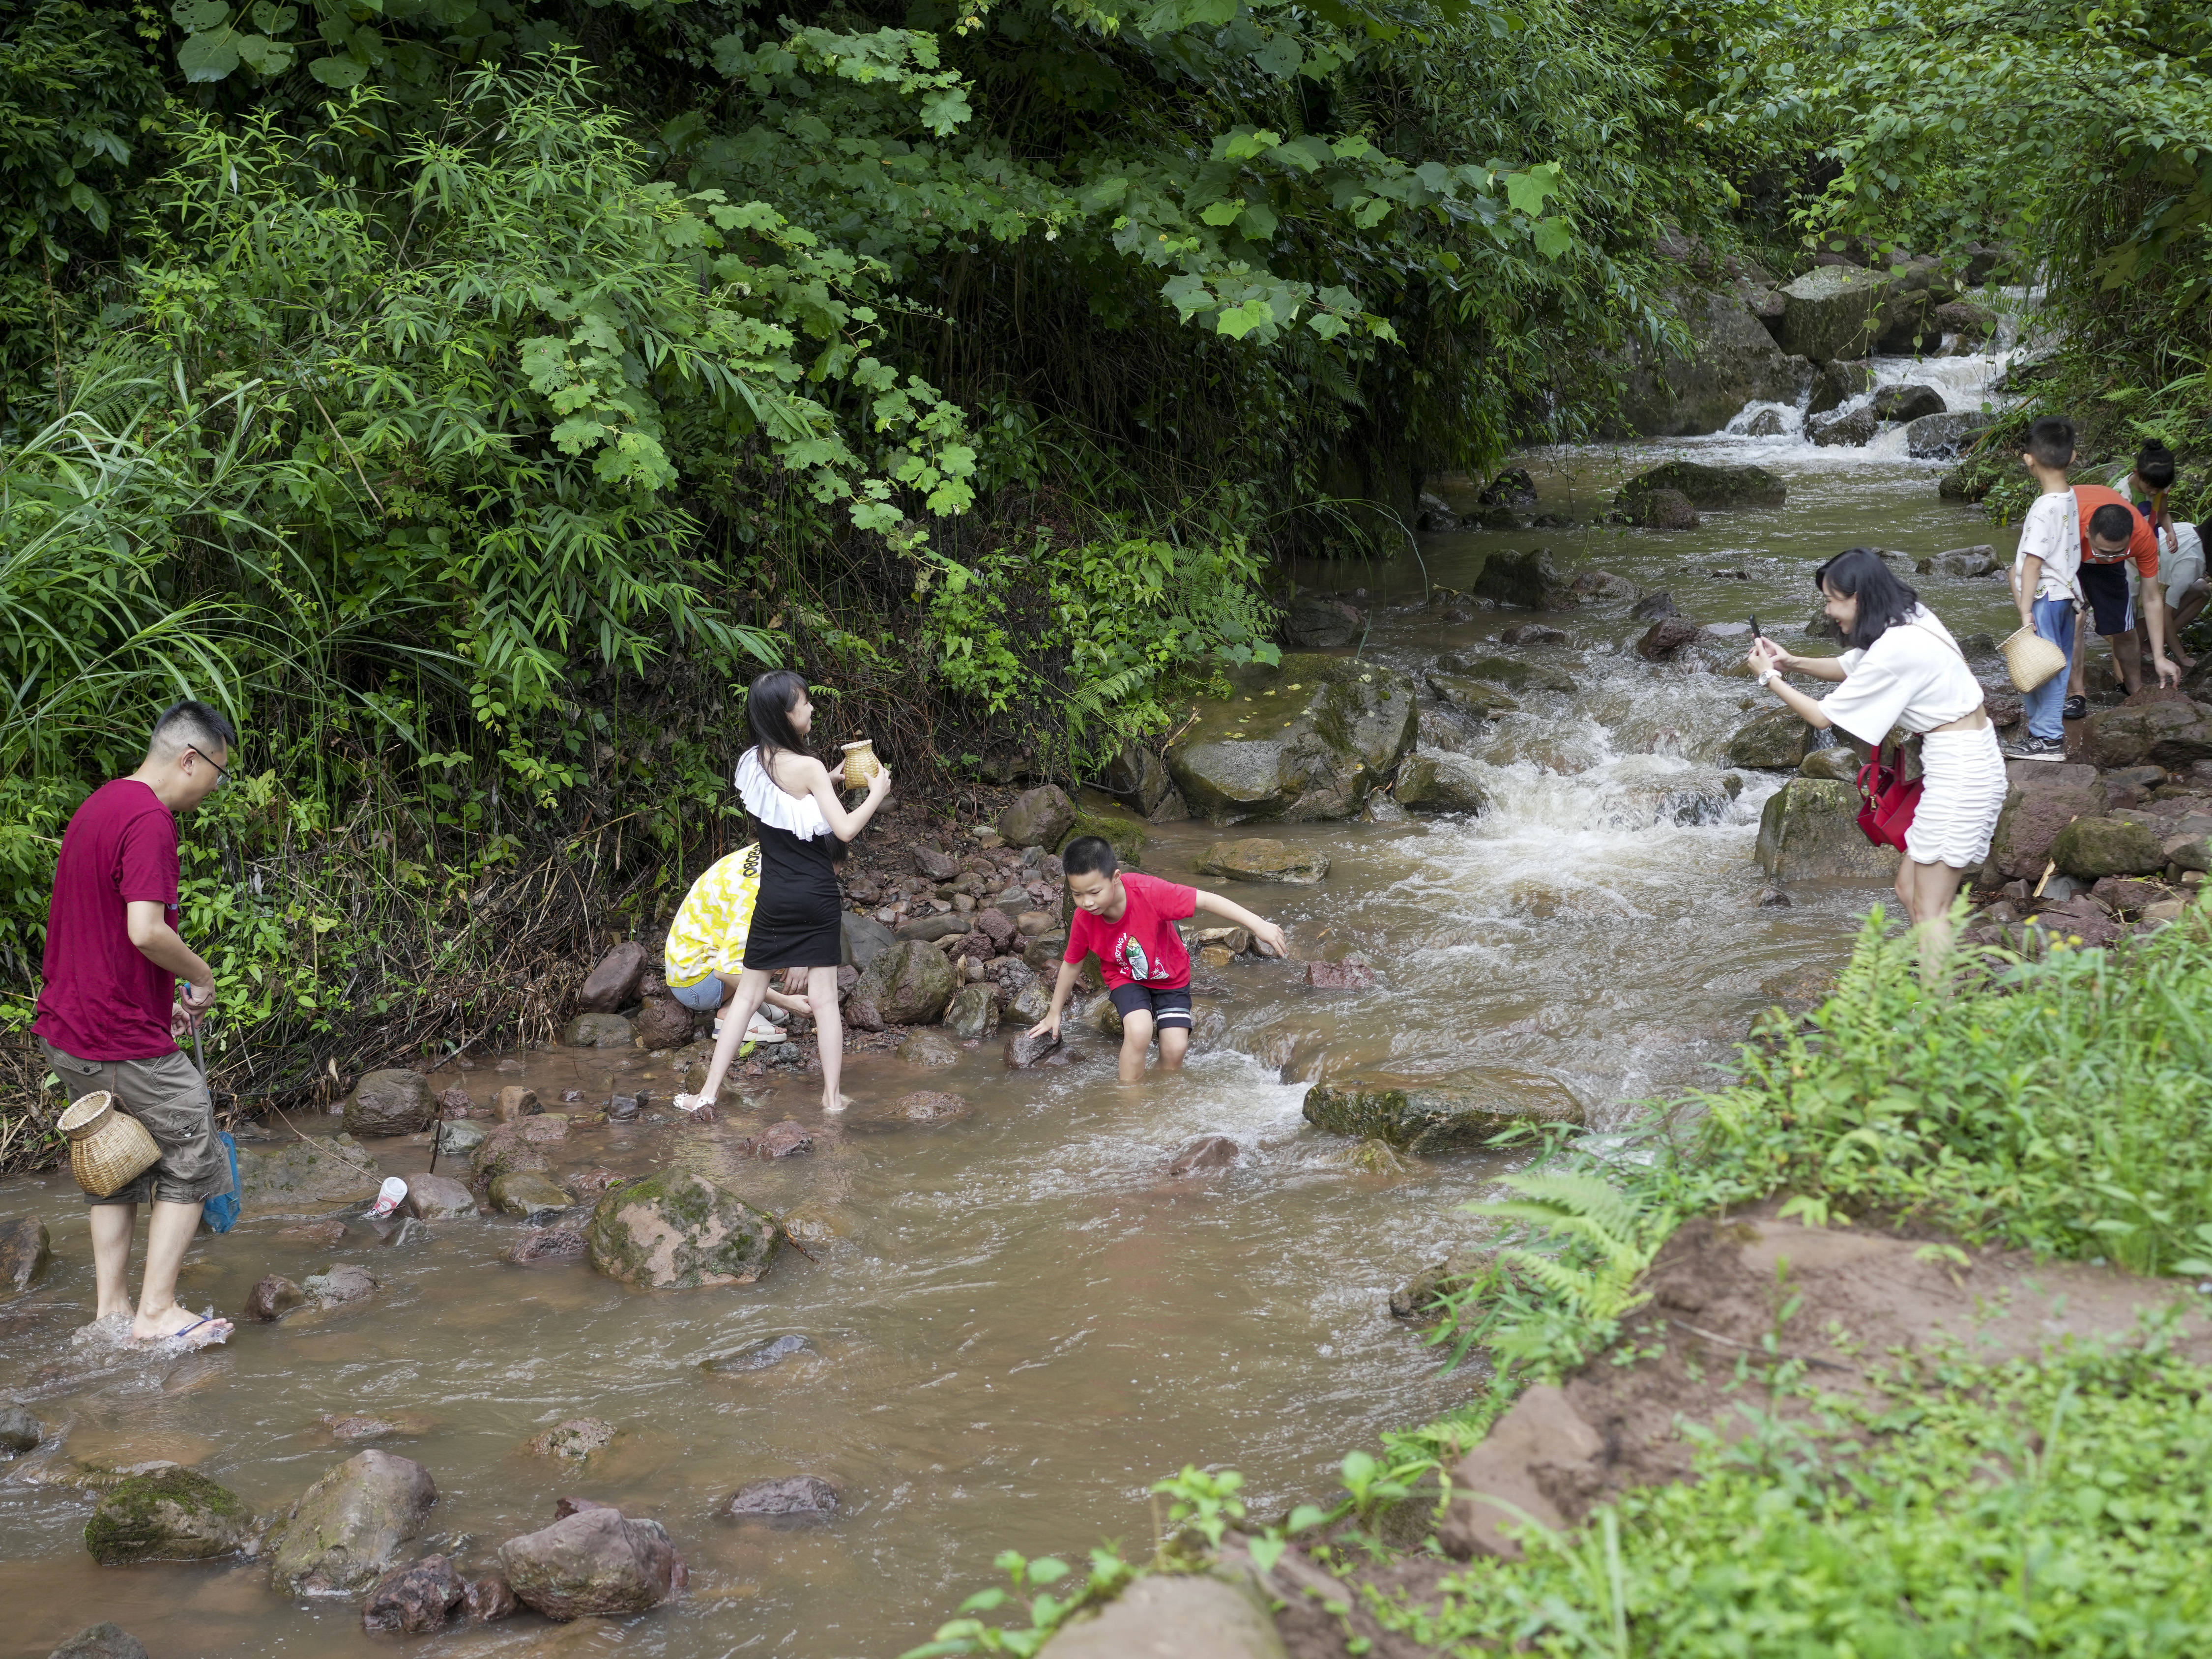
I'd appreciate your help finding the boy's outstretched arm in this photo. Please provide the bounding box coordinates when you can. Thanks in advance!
[1192,889,1288,957]
[1027,959,1082,1038]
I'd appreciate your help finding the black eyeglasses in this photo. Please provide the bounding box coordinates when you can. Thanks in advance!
[187,746,233,789]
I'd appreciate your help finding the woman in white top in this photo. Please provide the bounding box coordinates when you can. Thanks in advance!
[677,669,892,1119]
[1746,547,2006,967]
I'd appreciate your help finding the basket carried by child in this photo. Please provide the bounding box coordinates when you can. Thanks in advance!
[59,1090,162,1198]
[2001,624,2069,693]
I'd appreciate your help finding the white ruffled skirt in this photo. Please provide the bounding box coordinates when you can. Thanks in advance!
[1905,725,2008,869]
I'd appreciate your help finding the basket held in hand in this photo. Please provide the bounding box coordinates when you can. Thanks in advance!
[2001,625,2069,693]
[60,1090,163,1198]
[840,739,882,792]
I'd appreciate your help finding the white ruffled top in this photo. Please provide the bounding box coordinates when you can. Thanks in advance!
[735,749,831,840]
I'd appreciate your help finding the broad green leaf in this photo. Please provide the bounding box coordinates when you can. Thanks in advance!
[249,0,298,29]
[235,33,295,74]
[1199,200,1245,225]
[172,0,231,29]
[178,29,243,80]
[1531,214,1573,259]
[1253,32,1300,77]
[1213,296,1275,338]
[308,53,369,86]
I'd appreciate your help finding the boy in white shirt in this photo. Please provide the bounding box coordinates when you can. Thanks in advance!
[2007,416,2081,761]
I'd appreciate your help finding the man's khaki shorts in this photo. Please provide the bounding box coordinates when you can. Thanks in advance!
[41,1040,233,1207]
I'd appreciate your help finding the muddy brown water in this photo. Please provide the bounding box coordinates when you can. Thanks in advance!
[2,400,2039,1656]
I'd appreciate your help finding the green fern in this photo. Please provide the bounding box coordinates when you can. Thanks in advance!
[1465,1174,1673,1325]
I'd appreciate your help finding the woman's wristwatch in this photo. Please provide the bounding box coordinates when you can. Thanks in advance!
[1762,668,1785,690]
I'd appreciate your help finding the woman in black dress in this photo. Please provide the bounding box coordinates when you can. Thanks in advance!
[677,670,890,1116]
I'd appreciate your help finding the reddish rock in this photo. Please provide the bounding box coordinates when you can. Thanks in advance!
[632,992,693,1051]
[554,1496,615,1520]
[436,1086,474,1119]
[493,1086,540,1123]
[508,1226,589,1264]
[497,1508,687,1621]
[567,1168,628,1199]
[913,846,960,881]
[2090,876,2167,918]
[361,1553,466,1634]
[1168,1135,1240,1177]
[1004,1028,1062,1068]
[244,1275,305,1322]
[517,1114,570,1145]
[1635,616,1702,661]
[463,1574,519,1623]
[739,1120,815,1160]
[279,1219,347,1245]
[1306,958,1377,990]
[844,993,885,1032]
[975,908,1017,951]
[577,942,648,1013]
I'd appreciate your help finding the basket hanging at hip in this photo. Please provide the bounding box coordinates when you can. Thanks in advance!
[58,1089,163,1199]
[2001,623,2068,693]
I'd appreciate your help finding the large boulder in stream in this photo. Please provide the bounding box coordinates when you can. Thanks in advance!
[1303,1074,1584,1153]
[1193,838,1330,884]
[1471,547,1578,609]
[1616,461,1785,516]
[498,1507,686,1621]
[342,1069,434,1138]
[1394,753,1491,815]
[1904,410,1994,460]
[1725,706,1818,771]
[849,939,959,1026]
[1435,650,1575,695]
[1164,654,1416,824]
[84,1466,258,1565]
[1771,264,1892,361]
[2082,700,2212,770]
[1755,778,1899,880]
[584,1170,782,1290]
[264,1450,438,1596]
[1611,288,1814,437]
[2049,816,2166,879]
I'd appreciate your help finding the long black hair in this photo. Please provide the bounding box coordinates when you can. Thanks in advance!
[1814,547,1920,651]
[745,668,810,767]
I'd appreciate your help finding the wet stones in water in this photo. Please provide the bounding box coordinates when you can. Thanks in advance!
[605,1093,642,1120]
[554,1495,614,1519]
[1168,1135,1239,1177]
[492,1085,540,1122]
[1339,1138,1413,1177]
[737,1120,815,1161]
[509,1226,589,1265]
[726,1474,839,1522]
[1738,408,1786,437]
[464,1574,520,1623]
[1752,885,1794,907]
[1904,410,1993,459]
[1434,651,1576,695]
[304,1264,378,1309]
[471,1123,550,1185]
[1194,838,1329,884]
[944,983,1000,1041]
[1416,491,1457,531]
[435,1086,473,1119]
[46,1625,148,1659]
[279,1219,347,1245]
[1305,958,1376,990]
[438,1118,489,1158]
[632,990,695,1051]
[243,1274,306,1323]
[1425,672,1518,721]
[491,1171,576,1220]
[1471,547,1578,609]
[1618,460,1786,514]
[1756,779,1900,879]
[0,1403,43,1454]
[1807,405,1878,448]
[585,1171,782,1290]
[341,1069,436,1138]
[568,1167,629,1200]
[1,1215,52,1296]
[879,1090,971,1126]
[705,1333,814,1374]
[1007,981,1053,1028]
[1629,590,1678,622]
[1102,742,1180,819]
[1629,487,1699,530]
[997,785,1077,850]
[1303,1075,1584,1153]
[897,1028,960,1068]
[361,1553,466,1634]
[1498,623,1567,646]
[1164,653,1418,822]
[1569,569,1635,602]
[577,941,648,1013]
[84,1465,256,1565]
[265,1450,437,1595]
[562,1011,636,1048]
[1635,616,1702,661]
[1921,545,2000,580]
[1806,357,1871,416]
[853,939,960,1026]
[1281,592,1363,648]
[1004,1027,1063,1069]
[974,907,1018,952]
[1726,706,1816,771]
[323,1412,433,1443]
[498,1507,687,1620]
[527,1418,616,1461]
[1395,753,1491,816]
[1872,382,1945,422]
[404,1173,477,1220]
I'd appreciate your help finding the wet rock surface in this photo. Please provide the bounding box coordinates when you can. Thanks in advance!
[508,1225,590,1264]
[1394,752,1490,815]
[47,1626,149,1659]
[1004,1027,1064,1068]
[264,1449,437,1596]
[527,1418,616,1460]
[0,1402,44,1453]
[490,1170,576,1220]
[1756,777,1899,879]
[1165,653,1417,823]
[1616,460,1786,513]
[403,1173,478,1220]
[1194,838,1330,884]
[303,1264,378,1309]
[2,1215,53,1295]
[897,1028,960,1067]
[84,1465,257,1564]
[360,1553,466,1634]
[736,1120,815,1160]
[498,1507,687,1621]
[726,1473,840,1520]
[585,1171,782,1290]
[1303,1075,1584,1152]
[852,940,960,1027]
[1169,1135,1240,1176]
[577,941,649,1012]
[998,785,1076,849]
[704,1333,813,1373]
[243,1274,306,1322]
[237,1133,386,1208]
[343,1070,435,1138]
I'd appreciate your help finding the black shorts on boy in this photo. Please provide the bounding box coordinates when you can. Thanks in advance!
[1108,983,1194,1030]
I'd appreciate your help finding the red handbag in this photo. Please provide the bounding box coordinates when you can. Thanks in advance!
[1855,742,1921,850]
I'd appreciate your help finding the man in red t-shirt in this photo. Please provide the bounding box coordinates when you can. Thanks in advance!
[1028,835,1288,1083]
[2064,485,2178,708]
[35,700,236,1346]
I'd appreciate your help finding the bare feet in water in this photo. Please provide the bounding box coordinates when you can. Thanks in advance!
[133,1305,233,1347]
[823,1093,851,1115]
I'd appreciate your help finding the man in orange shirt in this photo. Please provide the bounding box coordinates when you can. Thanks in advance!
[2065,484,2179,706]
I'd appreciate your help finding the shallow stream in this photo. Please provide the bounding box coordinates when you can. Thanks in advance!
[0,345,2033,1657]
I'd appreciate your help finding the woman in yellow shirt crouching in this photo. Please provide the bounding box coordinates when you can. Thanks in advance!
[664,845,813,1046]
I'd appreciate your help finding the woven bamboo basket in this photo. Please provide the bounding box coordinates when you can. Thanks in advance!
[2001,624,2069,693]
[59,1090,162,1199]
[840,739,883,791]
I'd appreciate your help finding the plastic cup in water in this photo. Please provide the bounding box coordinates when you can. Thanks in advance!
[367,1176,408,1220]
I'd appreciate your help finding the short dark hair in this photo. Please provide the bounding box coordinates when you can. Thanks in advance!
[2089,502,2137,546]
[2136,439,2178,492]
[1814,547,1921,651]
[2025,416,2075,470]
[745,668,809,765]
[148,699,236,762]
[1060,835,1117,878]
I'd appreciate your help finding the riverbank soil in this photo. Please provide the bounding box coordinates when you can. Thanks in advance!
[1242,1201,2210,1658]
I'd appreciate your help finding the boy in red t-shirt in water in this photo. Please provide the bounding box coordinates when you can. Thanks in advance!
[1026,835,1288,1083]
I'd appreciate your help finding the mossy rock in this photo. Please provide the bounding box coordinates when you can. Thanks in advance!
[236,1133,383,1206]
[1395,753,1491,815]
[1432,652,1575,694]
[1725,705,1816,771]
[2049,815,2166,880]
[85,1465,256,1564]
[1058,808,1147,867]
[1754,778,1898,880]
[1303,1076,1583,1154]
[585,1170,783,1290]
[1616,459,1787,513]
[1426,672,1518,719]
[1164,653,1417,823]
